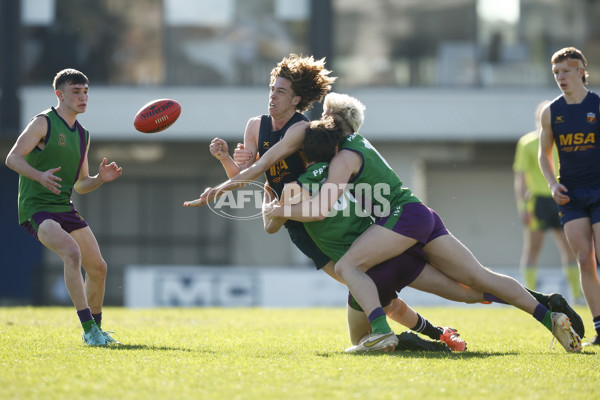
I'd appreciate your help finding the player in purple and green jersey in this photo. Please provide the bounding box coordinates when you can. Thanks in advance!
[270,118,585,352]
[5,68,122,346]
[264,120,471,351]
[266,92,583,353]
[17,106,88,224]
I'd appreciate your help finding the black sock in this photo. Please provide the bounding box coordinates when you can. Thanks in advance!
[593,315,600,337]
[525,288,549,307]
[411,313,443,340]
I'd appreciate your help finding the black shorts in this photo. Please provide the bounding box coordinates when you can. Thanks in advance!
[529,195,562,231]
[285,220,331,270]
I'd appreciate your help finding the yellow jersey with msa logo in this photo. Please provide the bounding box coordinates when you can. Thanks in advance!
[257,113,308,199]
[18,107,89,224]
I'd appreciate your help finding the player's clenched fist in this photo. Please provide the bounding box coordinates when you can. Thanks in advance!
[209,138,229,161]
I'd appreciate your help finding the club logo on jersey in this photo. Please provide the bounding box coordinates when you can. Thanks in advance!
[58,133,67,146]
[558,132,595,147]
[268,159,289,179]
[587,113,597,123]
[270,171,291,184]
[554,116,565,124]
[263,141,270,149]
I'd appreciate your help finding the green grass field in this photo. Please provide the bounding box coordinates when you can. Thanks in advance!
[1,306,598,400]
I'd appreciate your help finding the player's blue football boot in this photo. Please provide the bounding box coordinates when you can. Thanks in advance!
[101,329,120,345]
[82,324,107,346]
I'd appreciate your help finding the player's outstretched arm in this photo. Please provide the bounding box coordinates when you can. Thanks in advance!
[184,120,308,207]
[263,182,310,233]
[73,137,122,194]
[266,149,360,222]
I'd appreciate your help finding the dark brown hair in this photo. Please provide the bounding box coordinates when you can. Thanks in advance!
[270,54,336,112]
[303,117,344,163]
[52,68,89,91]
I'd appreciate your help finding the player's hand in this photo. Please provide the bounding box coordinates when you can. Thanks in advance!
[98,157,123,183]
[210,138,229,160]
[519,210,531,226]
[550,182,570,205]
[39,166,62,194]
[233,143,253,165]
[183,187,218,207]
[264,200,283,220]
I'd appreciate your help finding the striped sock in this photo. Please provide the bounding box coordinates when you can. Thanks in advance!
[411,313,443,340]
[593,315,600,337]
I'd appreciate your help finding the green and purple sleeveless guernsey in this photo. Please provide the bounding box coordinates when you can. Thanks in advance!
[18,107,89,224]
[340,133,420,219]
[550,91,600,189]
[297,162,373,262]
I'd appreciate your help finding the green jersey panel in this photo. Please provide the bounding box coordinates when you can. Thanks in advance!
[18,107,89,224]
[298,162,373,262]
[340,133,420,217]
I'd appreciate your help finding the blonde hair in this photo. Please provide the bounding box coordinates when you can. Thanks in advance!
[323,92,365,133]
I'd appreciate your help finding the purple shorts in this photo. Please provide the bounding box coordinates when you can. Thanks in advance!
[345,203,450,310]
[347,251,426,309]
[21,206,88,242]
[376,202,449,245]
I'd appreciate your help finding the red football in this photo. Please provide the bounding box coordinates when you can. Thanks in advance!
[133,99,181,133]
